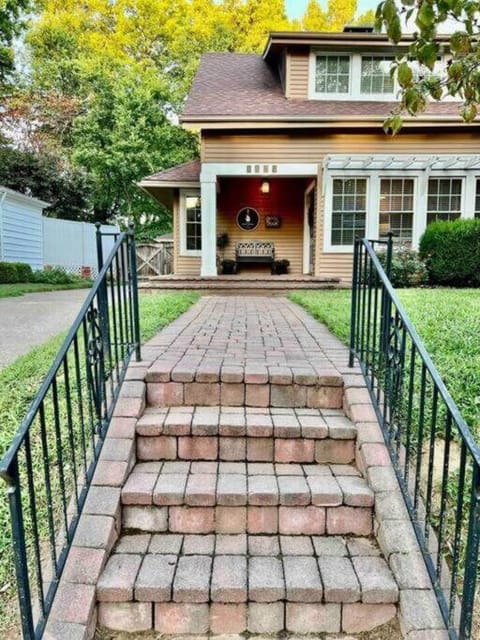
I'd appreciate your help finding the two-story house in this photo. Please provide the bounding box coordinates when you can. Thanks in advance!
[139,28,480,282]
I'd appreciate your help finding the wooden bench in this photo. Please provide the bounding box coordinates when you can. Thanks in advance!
[235,241,275,271]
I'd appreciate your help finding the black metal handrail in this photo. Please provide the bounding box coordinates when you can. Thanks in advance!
[0,224,141,639]
[350,235,480,639]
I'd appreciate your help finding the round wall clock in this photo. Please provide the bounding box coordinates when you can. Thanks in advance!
[237,207,260,231]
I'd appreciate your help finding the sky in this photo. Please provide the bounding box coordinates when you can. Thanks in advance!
[285,0,378,19]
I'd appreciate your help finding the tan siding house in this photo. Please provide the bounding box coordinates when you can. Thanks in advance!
[140,29,480,282]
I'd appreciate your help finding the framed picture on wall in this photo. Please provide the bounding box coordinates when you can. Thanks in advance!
[265,215,281,228]
[237,207,260,231]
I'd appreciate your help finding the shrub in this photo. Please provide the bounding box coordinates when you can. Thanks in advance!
[377,246,428,288]
[32,267,79,285]
[419,218,480,286]
[0,261,33,283]
[11,262,33,282]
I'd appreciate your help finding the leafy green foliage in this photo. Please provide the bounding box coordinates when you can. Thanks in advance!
[377,0,480,130]
[0,146,93,220]
[0,0,31,89]
[419,219,480,286]
[71,70,198,223]
[0,261,32,283]
[31,267,88,285]
[377,247,428,287]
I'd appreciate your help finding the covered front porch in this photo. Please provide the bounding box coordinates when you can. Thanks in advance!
[139,160,319,278]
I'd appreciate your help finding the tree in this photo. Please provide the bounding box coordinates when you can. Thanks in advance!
[353,9,376,27]
[302,0,358,32]
[71,69,198,225]
[0,0,31,89]
[0,145,93,220]
[376,0,480,131]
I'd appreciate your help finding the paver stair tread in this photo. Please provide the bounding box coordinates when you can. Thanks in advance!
[136,406,355,439]
[146,361,343,386]
[97,533,398,605]
[122,461,373,508]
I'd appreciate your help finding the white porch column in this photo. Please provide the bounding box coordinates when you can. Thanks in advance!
[200,178,217,276]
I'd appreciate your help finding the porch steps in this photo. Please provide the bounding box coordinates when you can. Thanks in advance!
[139,275,342,296]
[96,297,401,635]
[97,533,398,635]
[121,460,374,536]
[135,406,356,464]
[146,366,345,410]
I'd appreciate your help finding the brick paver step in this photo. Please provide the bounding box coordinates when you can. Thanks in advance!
[121,462,374,536]
[136,407,356,464]
[146,377,344,409]
[97,533,398,634]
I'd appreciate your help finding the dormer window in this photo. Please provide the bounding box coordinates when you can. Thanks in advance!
[315,55,350,95]
[360,56,395,95]
[309,52,397,100]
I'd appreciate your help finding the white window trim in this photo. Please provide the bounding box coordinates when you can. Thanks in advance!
[309,50,398,101]
[323,170,480,254]
[308,51,352,100]
[179,189,202,257]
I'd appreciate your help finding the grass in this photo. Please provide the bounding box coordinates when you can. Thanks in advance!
[290,288,480,437]
[0,281,92,298]
[0,291,199,637]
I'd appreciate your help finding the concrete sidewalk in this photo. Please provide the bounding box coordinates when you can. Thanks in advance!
[0,288,89,369]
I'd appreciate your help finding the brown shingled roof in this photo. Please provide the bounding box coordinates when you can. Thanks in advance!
[141,159,200,184]
[182,53,464,122]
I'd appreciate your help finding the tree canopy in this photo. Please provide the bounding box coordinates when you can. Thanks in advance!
[7,0,445,231]
[377,0,480,131]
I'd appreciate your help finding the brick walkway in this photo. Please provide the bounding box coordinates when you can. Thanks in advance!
[144,296,347,410]
[45,296,445,639]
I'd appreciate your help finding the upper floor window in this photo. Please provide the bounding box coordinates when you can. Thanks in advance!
[315,55,350,95]
[310,52,396,100]
[360,57,395,95]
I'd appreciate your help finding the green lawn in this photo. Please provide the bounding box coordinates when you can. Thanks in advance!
[0,291,199,635]
[290,288,480,438]
[0,281,92,298]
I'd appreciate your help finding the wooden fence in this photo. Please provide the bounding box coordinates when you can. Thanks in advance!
[136,241,173,277]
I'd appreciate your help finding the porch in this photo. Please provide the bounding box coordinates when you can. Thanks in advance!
[139,161,320,279]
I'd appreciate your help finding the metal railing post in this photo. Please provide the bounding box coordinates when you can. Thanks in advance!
[7,459,35,639]
[349,238,360,367]
[95,223,109,424]
[459,463,480,639]
[128,223,142,362]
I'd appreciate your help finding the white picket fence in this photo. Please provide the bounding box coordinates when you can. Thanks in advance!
[43,219,119,277]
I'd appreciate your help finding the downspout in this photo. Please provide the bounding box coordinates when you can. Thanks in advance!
[0,190,7,261]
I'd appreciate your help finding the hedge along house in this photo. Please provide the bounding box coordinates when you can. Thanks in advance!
[139,28,480,282]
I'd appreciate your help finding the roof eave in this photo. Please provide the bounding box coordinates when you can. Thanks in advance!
[262,31,451,59]
[182,114,473,128]
[138,180,200,189]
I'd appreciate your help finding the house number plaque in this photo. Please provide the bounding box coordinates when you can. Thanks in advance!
[237,207,259,231]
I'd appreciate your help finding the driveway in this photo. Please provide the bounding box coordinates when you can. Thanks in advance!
[0,289,90,369]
